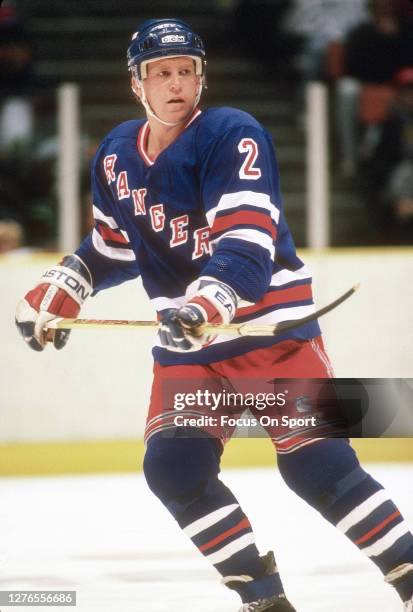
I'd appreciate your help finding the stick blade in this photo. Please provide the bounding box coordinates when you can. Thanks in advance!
[270,284,359,336]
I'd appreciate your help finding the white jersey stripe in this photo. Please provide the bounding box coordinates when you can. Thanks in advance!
[183,504,239,538]
[207,191,280,227]
[362,522,410,558]
[336,490,390,533]
[150,295,186,311]
[93,205,120,230]
[240,303,316,325]
[205,532,255,565]
[270,266,312,286]
[150,268,313,313]
[92,229,136,261]
[210,231,275,260]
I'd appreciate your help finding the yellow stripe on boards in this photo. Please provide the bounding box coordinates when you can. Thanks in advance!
[0,438,412,477]
[0,440,144,476]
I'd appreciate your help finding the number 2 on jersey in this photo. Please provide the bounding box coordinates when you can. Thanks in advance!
[238,138,262,180]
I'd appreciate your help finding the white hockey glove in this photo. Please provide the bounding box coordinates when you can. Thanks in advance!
[159,279,238,352]
[15,254,92,351]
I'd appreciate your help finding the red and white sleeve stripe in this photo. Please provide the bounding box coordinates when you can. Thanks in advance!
[91,205,136,261]
[206,191,280,260]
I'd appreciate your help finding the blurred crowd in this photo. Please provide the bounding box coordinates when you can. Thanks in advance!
[0,3,56,251]
[0,3,93,254]
[333,0,413,241]
[0,0,412,253]
[232,0,413,243]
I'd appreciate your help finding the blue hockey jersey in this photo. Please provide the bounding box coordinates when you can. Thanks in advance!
[76,107,320,365]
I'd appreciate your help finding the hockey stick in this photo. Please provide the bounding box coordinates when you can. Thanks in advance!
[49,284,359,337]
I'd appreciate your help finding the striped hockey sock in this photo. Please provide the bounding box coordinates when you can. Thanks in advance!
[172,479,285,602]
[277,439,413,604]
[324,469,413,602]
[143,436,285,602]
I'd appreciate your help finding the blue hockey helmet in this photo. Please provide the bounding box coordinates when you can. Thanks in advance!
[127,18,206,81]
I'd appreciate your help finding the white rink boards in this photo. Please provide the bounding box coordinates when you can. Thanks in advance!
[1,465,412,611]
[2,250,413,445]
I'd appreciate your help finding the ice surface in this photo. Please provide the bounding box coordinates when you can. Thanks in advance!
[1,465,412,611]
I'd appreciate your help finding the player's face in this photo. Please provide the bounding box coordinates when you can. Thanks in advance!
[135,57,199,123]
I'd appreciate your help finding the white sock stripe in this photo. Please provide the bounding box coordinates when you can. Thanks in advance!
[336,489,390,533]
[183,504,239,538]
[362,522,410,558]
[385,563,413,584]
[204,532,255,565]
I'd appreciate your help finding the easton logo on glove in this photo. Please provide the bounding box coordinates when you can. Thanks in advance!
[186,280,238,325]
[212,287,236,317]
[15,254,92,352]
[42,268,91,301]
[158,279,239,352]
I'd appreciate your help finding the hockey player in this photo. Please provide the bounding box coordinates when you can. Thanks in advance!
[16,18,413,611]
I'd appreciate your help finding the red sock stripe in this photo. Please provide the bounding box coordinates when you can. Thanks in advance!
[198,517,251,553]
[355,510,401,545]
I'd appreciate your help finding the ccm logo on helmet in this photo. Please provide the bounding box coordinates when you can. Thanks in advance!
[161,34,186,43]
[43,269,91,301]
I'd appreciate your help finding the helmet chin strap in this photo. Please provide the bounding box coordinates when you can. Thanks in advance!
[134,75,203,128]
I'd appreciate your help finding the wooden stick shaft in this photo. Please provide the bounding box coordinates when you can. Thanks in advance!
[50,284,359,337]
[53,318,239,333]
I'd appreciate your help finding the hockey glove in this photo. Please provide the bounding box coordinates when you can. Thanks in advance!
[15,254,92,351]
[159,279,238,352]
